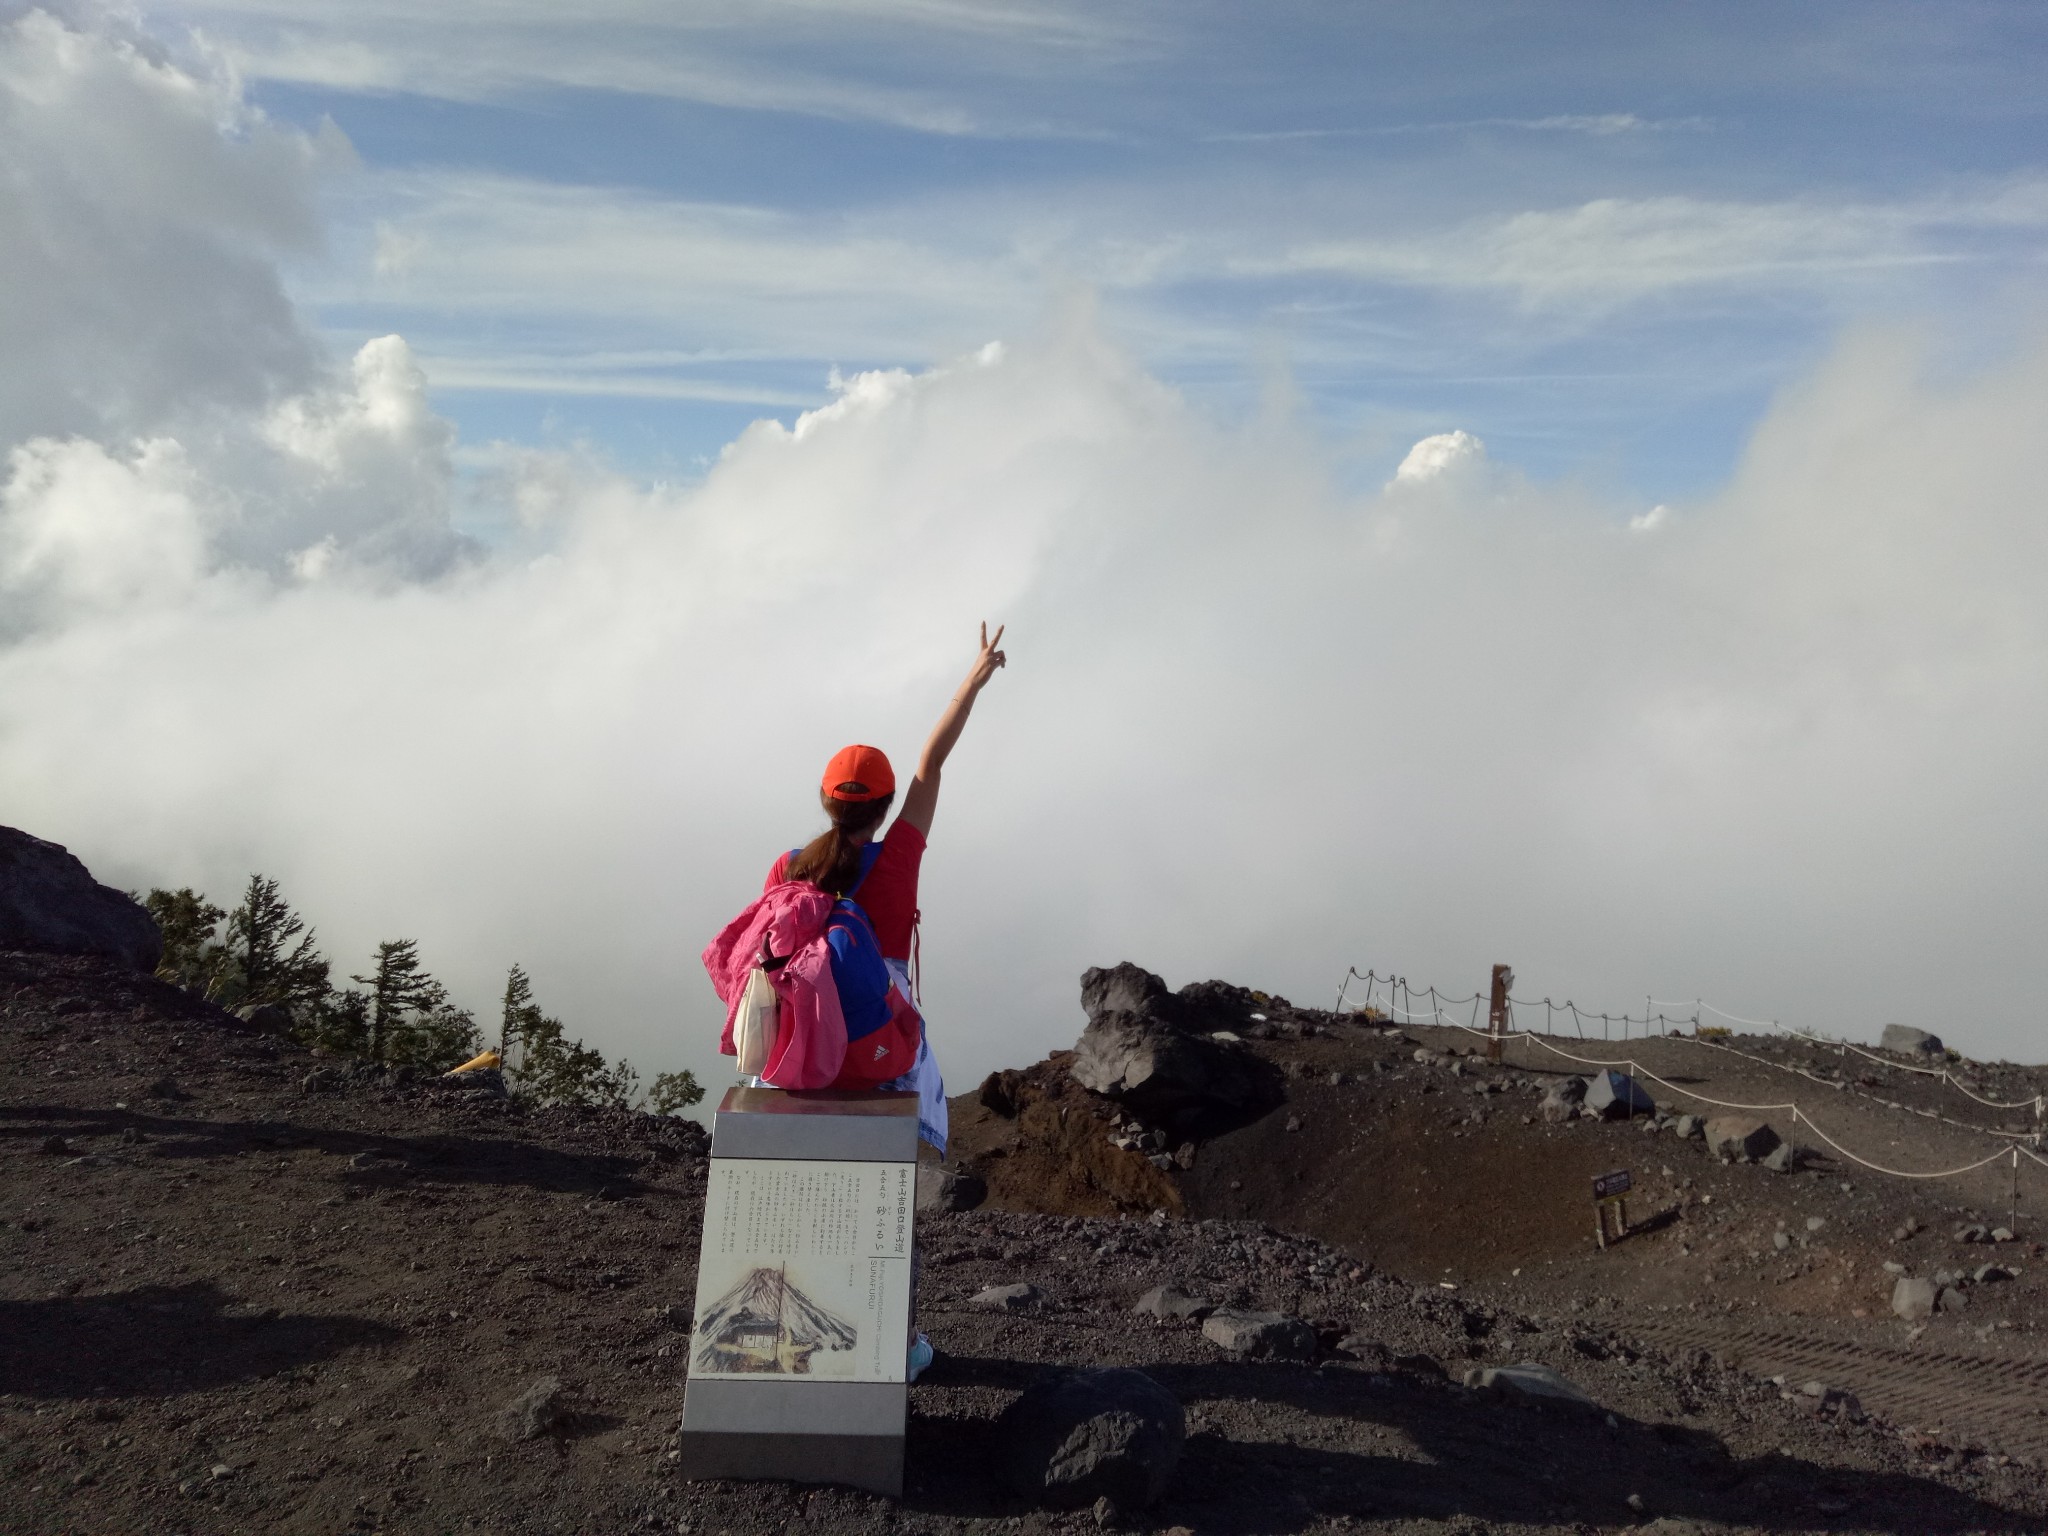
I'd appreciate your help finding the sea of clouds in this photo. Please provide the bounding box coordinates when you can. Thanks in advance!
[4,7,2047,1095]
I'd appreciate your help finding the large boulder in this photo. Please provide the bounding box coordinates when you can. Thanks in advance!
[1072,964,1286,1133]
[1071,1009,1279,1132]
[0,827,161,972]
[1881,1024,1944,1057]
[1583,1070,1654,1120]
[1705,1116,1782,1163]
[996,1367,1184,1511]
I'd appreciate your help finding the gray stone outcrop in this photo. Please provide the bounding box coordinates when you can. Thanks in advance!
[0,826,161,972]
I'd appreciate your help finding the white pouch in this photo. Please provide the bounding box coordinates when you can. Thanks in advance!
[733,964,780,1078]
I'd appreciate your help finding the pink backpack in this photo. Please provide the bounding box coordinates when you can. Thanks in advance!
[700,882,848,1089]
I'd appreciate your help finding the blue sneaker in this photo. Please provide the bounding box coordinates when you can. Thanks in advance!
[906,1332,935,1382]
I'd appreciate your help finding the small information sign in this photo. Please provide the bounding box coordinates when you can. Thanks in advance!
[690,1157,914,1384]
[1592,1167,1632,1248]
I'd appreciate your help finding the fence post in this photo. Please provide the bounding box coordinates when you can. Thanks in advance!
[1488,964,1513,1063]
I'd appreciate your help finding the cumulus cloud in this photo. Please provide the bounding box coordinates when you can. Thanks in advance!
[1390,429,1485,486]
[0,5,346,448]
[5,3,2048,1098]
[0,8,462,636]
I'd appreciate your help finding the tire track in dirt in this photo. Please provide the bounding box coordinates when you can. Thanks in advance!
[1630,1319,2048,1461]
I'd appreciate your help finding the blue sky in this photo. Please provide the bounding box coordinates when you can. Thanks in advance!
[163,0,2048,499]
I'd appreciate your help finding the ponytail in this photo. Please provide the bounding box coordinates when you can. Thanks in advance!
[787,789,893,895]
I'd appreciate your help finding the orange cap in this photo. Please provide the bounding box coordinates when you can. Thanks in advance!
[822,744,894,802]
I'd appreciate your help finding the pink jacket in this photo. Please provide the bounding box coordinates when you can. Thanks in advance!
[701,881,847,1089]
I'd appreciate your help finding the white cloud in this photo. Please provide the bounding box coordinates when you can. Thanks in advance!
[0,6,348,447]
[296,162,2048,419]
[1207,112,1713,143]
[1391,429,1485,485]
[1244,186,2048,309]
[1,330,468,637]
[324,171,1038,367]
[160,0,1137,134]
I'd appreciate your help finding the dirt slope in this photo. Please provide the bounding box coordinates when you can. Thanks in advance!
[947,985,2048,1465]
[5,948,2047,1535]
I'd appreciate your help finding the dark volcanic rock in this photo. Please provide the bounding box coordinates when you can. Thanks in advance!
[501,1375,567,1440]
[997,1366,1184,1510]
[1132,1285,1212,1319]
[235,1002,292,1033]
[1070,1009,1283,1134]
[0,826,161,971]
[1583,1069,1654,1120]
[1881,1023,1944,1056]
[918,1164,988,1214]
[1200,1307,1316,1361]
[971,1282,1042,1312]
[1174,978,1286,1033]
[1080,962,1174,1024]
[978,1068,1026,1118]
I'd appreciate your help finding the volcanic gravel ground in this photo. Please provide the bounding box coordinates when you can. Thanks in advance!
[4,950,2048,1535]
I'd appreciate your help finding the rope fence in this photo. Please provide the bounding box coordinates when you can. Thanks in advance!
[1332,964,2047,1191]
[1337,967,2045,1121]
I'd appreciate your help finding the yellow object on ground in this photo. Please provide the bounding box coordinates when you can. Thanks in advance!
[444,1050,502,1076]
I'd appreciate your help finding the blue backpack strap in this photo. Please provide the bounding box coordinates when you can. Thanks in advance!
[825,897,892,1041]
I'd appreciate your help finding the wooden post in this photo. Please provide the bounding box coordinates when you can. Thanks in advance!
[1488,964,1512,1063]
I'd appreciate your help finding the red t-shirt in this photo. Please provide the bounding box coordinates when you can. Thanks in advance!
[766,820,925,962]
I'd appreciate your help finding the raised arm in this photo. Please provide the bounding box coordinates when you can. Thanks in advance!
[897,622,1006,837]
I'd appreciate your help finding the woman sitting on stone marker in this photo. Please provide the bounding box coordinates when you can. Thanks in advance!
[764,624,1006,1382]
[763,622,1007,1163]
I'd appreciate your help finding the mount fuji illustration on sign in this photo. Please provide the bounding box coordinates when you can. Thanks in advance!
[689,1157,914,1383]
[694,1263,859,1375]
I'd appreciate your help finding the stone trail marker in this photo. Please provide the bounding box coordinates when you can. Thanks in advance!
[1592,1167,1632,1249]
[679,1086,919,1497]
